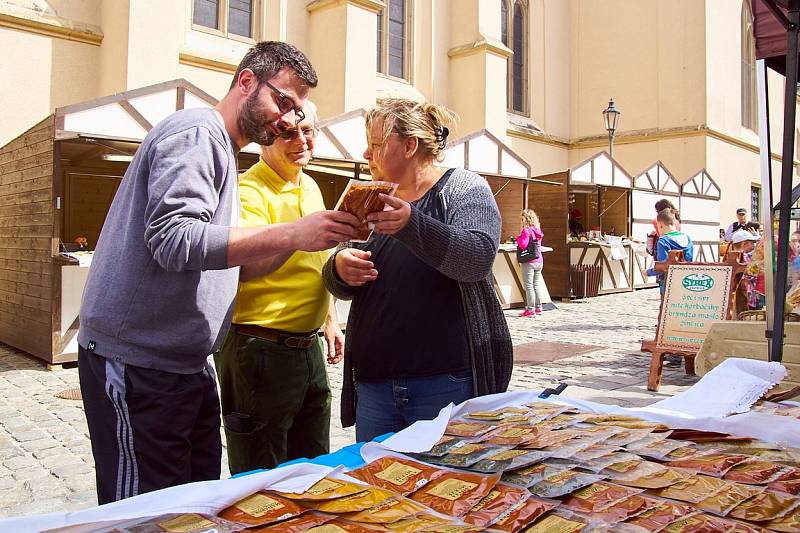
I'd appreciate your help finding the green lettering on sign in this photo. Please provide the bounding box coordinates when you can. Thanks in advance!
[682,273,714,292]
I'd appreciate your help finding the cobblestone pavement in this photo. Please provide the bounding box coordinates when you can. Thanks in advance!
[0,288,698,518]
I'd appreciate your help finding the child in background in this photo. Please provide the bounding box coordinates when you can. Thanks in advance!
[647,208,694,294]
[516,209,544,317]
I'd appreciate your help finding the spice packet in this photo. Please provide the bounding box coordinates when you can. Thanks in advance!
[382,513,453,533]
[470,449,550,473]
[111,513,245,533]
[662,446,702,461]
[606,429,657,448]
[348,456,446,494]
[560,481,643,513]
[520,511,587,532]
[587,494,660,524]
[483,426,546,447]
[625,500,699,532]
[249,511,333,532]
[665,453,752,477]
[659,513,739,533]
[601,457,646,475]
[584,415,668,432]
[219,491,307,526]
[423,436,472,457]
[529,470,605,498]
[768,467,800,495]
[694,481,764,517]
[410,471,501,517]
[542,436,605,459]
[418,524,484,533]
[445,420,498,438]
[485,496,559,532]
[463,410,508,422]
[622,432,671,452]
[461,483,530,527]
[303,486,397,513]
[727,490,800,522]
[424,443,507,468]
[580,453,642,474]
[517,430,580,450]
[723,460,787,485]
[748,448,800,466]
[274,478,367,501]
[502,462,577,488]
[607,461,690,489]
[651,475,729,504]
[627,438,691,461]
[764,506,800,532]
[305,518,391,532]
[571,445,622,463]
[334,179,399,242]
[539,413,591,430]
[340,496,428,524]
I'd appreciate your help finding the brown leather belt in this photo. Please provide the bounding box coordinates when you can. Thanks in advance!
[234,324,319,349]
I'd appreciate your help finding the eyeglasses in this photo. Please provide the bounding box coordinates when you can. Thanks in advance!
[277,127,316,141]
[261,79,305,124]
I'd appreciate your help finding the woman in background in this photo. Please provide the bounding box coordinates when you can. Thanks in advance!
[516,209,544,317]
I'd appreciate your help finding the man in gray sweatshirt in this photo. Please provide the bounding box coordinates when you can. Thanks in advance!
[77,42,359,504]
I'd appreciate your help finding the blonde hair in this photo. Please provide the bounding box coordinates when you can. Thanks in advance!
[520,209,539,228]
[365,98,458,161]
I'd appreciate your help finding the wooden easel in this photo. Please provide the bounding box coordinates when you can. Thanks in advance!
[641,251,746,391]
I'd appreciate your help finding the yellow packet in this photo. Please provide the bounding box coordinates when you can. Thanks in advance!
[411,471,501,517]
[695,481,764,516]
[341,495,428,523]
[218,491,306,525]
[274,478,367,501]
[727,490,800,522]
[382,513,452,532]
[303,486,396,513]
[652,475,728,504]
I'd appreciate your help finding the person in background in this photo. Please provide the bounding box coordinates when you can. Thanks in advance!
[730,229,761,317]
[789,231,800,287]
[729,229,760,257]
[744,239,766,310]
[724,208,748,241]
[214,102,344,474]
[568,209,584,237]
[323,99,513,442]
[648,198,681,256]
[646,208,694,294]
[744,221,761,236]
[516,209,544,318]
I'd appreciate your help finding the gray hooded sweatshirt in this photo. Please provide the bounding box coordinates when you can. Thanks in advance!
[77,108,240,374]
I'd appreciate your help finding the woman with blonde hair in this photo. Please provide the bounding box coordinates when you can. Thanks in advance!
[516,209,544,317]
[323,98,513,441]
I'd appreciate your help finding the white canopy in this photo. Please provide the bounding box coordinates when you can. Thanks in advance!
[569,151,632,188]
[440,129,530,179]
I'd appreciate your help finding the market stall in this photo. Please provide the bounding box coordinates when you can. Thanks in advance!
[680,168,722,262]
[529,151,636,298]
[630,161,682,289]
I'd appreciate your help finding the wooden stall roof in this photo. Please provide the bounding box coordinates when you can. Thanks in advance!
[633,161,681,196]
[314,108,369,164]
[53,79,260,156]
[681,168,722,199]
[568,151,632,189]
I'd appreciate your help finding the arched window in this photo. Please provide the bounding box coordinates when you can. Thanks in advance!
[741,0,757,132]
[501,0,528,115]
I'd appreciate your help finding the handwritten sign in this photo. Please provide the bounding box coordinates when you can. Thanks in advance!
[656,264,733,351]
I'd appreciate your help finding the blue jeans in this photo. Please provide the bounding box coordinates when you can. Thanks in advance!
[355,370,474,442]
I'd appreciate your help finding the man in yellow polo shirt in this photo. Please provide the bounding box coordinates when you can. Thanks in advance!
[214,101,344,473]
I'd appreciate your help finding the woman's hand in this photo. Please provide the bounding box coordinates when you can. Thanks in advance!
[334,248,378,287]
[322,317,345,364]
[367,194,411,235]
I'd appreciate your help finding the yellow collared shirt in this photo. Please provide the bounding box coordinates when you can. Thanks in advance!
[232,159,330,332]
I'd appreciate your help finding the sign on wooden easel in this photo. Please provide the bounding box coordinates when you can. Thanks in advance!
[657,264,733,351]
[642,251,744,391]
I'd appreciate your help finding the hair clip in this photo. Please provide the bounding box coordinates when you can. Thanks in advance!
[436,126,450,149]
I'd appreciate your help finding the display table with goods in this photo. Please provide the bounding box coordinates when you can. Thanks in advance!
[6,359,800,533]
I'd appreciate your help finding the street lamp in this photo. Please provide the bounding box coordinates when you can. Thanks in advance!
[602,98,621,158]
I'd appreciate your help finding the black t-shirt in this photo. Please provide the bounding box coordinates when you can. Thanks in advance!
[348,169,470,381]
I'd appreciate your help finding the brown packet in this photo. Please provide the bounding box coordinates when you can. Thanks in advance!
[306,518,391,532]
[485,496,560,532]
[517,431,579,450]
[519,511,587,532]
[764,506,800,532]
[587,494,661,524]
[113,513,245,533]
[218,491,307,526]
[248,511,333,532]
[302,486,397,513]
[460,483,529,527]
[418,524,484,532]
[410,470,501,517]
[483,426,547,447]
[627,438,695,461]
[580,452,642,474]
[723,460,787,484]
[625,500,699,531]
[694,481,764,516]
[463,410,507,422]
[274,478,368,501]
[659,513,741,532]
[608,461,690,489]
[560,481,643,513]
[334,180,398,242]
[651,475,729,504]
[529,470,605,498]
[445,420,498,438]
[768,467,800,495]
[583,415,668,432]
[348,456,447,494]
[340,495,428,524]
[606,428,658,447]
[501,462,577,488]
[665,453,752,477]
[382,513,453,532]
[470,448,550,473]
[726,490,800,522]
[538,413,591,430]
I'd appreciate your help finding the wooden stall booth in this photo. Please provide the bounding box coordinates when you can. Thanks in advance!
[0,80,265,365]
[630,161,682,289]
[529,152,636,298]
[680,169,722,262]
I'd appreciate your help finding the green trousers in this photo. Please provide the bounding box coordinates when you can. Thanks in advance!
[214,330,331,474]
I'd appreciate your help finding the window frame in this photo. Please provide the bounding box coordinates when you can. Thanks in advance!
[376,0,413,83]
[751,183,761,223]
[501,0,530,116]
[191,0,260,44]
[741,0,758,132]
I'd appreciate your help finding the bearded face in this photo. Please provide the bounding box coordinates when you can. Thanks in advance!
[237,86,279,146]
